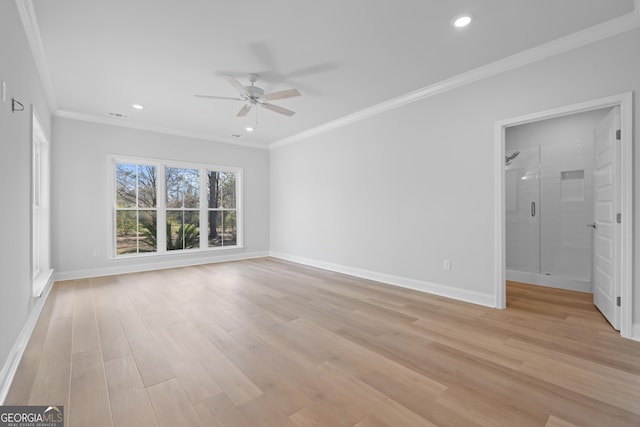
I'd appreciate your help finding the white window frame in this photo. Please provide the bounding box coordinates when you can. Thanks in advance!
[31,108,52,297]
[107,155,243,259]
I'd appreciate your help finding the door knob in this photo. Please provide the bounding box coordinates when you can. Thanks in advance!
[586,223,596,229]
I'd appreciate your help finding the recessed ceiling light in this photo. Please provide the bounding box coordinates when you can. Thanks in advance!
[132,104,145,110]
[453,14,473,28]
[246,126,254,132]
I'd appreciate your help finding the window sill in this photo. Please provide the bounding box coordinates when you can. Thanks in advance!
[110,245,245,261]
[33,268,54,298]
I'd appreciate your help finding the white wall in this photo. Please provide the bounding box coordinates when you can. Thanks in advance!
[52,118,270,278]
[0,1,52,381]
[270,27,640,320]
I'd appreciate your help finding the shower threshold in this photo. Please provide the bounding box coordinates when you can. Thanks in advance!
[506,269,592,293]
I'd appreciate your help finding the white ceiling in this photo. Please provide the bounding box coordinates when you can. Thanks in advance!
[30,0,636,146]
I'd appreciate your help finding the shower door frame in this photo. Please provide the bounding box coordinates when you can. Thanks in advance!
[494,92,633,339]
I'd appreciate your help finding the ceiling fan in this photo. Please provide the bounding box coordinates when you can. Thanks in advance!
[195,73,301,117]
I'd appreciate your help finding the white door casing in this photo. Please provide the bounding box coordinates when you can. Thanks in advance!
[592,107,620,330]
[495,92,632,340]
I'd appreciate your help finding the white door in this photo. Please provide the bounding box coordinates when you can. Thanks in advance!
[592,107,620,330]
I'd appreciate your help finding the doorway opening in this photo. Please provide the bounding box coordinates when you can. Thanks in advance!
[494,93,633,338]
[504,108,612,292]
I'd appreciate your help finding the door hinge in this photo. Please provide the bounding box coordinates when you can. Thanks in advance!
[617,213,621,224]
[616,129,621,140]
[616,296,621,307]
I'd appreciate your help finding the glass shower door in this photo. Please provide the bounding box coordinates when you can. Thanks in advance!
[505,146,540,273]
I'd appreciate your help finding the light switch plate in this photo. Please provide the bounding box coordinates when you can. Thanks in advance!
[1,80,6,102]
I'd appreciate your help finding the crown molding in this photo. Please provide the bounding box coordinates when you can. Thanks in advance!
[15,0,57,112]
[54,110,269,150]
[18,0,640,150]
[270,10,640,149]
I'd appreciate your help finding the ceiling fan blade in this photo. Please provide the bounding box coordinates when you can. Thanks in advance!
[261,102,295,117]
[223,75,248,96]
[237,104,252,117]
[194,95,243,101]
[263,88,301,101]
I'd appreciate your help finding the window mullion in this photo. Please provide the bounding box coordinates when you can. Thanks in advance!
[135,165,140,254]
[236,170,242,247]
[112,159,119,257]
[199,168,207,249]
[157,164,167,253]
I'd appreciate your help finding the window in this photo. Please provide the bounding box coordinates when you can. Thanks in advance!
[166,167,200,251]
[115,163,158,255]
[207,171,237,247]
[111,156,242,257]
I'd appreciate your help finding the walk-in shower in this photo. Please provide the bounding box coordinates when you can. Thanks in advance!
[504,109,611,292]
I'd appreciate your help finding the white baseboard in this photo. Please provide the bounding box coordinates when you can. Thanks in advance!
[632,323,640,342]
[55,251,270,281]
[0,272,55,404]
[270,252,496,308]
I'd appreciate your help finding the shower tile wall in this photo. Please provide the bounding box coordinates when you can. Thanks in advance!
[540,141,594,280]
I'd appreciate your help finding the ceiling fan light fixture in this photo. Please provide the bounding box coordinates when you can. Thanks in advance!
[246,126,254,132]
[452,14,473,28]
[196,74,300,118]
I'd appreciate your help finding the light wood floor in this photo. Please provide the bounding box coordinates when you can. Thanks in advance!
[6,258,640,427]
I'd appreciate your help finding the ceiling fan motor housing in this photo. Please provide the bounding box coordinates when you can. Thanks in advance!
[245,85,265,99]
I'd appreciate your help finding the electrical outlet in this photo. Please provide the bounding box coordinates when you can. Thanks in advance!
[443,260,451,271]
[93,248,100,257]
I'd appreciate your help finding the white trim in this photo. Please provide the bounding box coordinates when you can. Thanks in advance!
[18,0,640,150]
[270,11,640,149]
[270,252,495,308]
[0,275,55,404]
[54,251,269,281]
[14,0,57,112]
[619,94,634,340]
[106,154,244,174]
[31,108,51,297]
[495,92,633,339]
[494,122,506,309]
[32,268,53,298]
[55,110,269,150]
[632,323,640,342]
